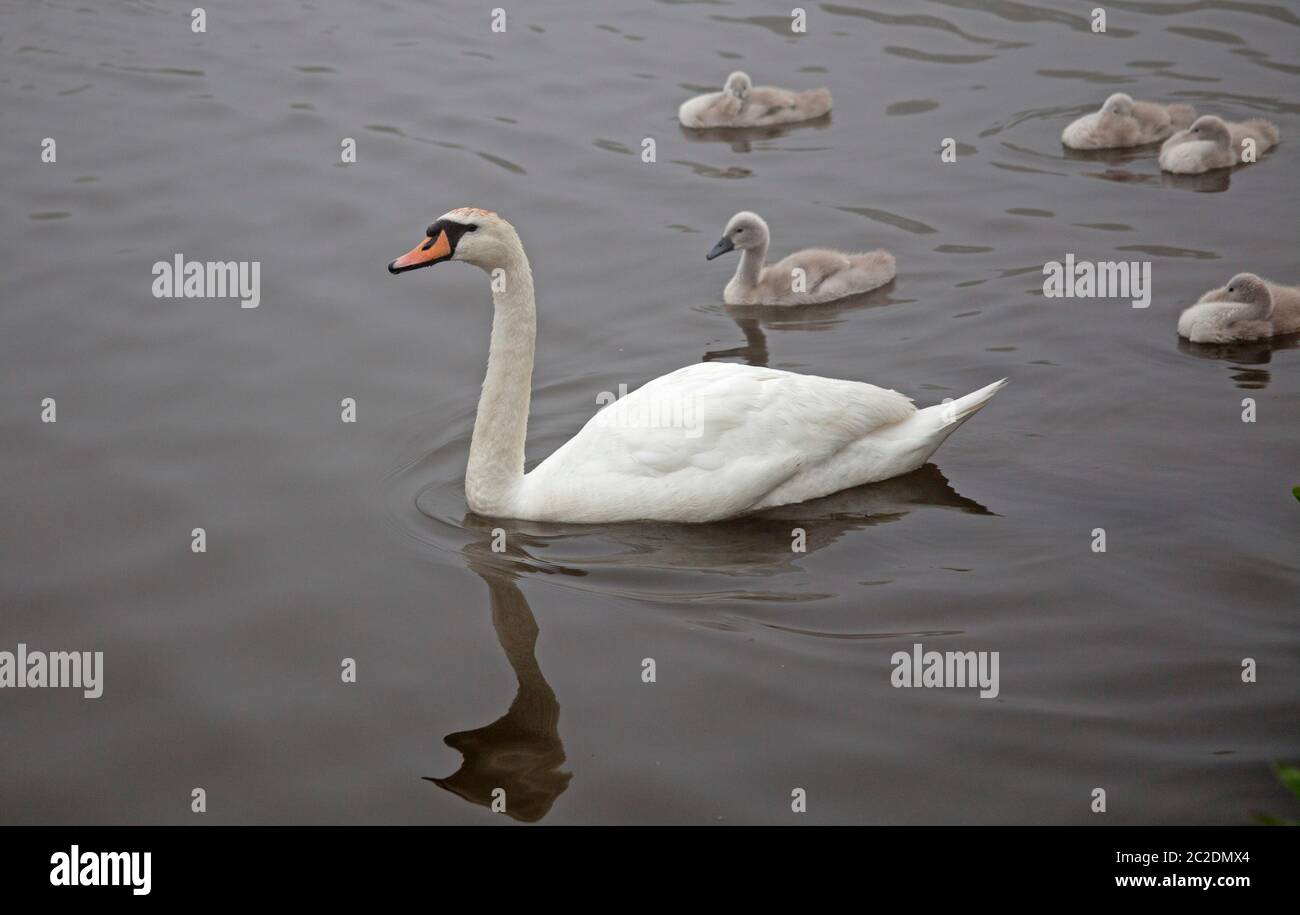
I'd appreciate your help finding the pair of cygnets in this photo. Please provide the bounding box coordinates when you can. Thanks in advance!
[1177,273,1300,344]
[1062,93,1280,174]
[678,75,893,305]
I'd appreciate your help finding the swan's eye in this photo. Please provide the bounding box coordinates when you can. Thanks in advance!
[465,224,479,232]
[1228,287,1234,292]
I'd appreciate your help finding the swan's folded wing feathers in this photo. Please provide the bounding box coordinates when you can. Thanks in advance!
[521,363,915,520]
[769,249,853,290]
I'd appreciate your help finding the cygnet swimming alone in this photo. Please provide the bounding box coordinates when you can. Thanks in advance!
[1177,272,1300,343]
[679,72,832,129]
[706,211,896,306]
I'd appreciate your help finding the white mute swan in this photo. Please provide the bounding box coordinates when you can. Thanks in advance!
[707,211,895,306]
[1177,273,1300,343]
[1061,93,1196,149]
[388,208,1005,524]
[678,71,832,129]
[1159,115,1279,174]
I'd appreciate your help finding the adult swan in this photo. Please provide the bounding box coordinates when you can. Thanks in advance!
[389,208,1006,523]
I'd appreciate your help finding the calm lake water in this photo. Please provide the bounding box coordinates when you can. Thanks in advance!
[1,0,1297,824]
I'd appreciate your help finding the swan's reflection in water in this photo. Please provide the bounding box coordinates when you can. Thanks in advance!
[677,114,832,154]
[425,465,990,820]
[703,282,902,367]
[1176,333,1300,390]
[704,315,770,365]
[429,464,992,582]
[1079,164,1234,193]
[424,547,571,822]
[1058,143,1240,192]
[1059,144,1159,167]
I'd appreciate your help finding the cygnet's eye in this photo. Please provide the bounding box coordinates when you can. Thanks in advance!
[1228,286,1235,292]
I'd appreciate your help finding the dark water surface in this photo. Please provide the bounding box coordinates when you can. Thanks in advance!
[2,0,1297,824]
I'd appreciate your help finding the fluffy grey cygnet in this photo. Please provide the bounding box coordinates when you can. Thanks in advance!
[706,212,895,306]
[679,72,832,129]
[1159,115,1280,174]
[1061,93,1196,149]
[1177,273,1300,343]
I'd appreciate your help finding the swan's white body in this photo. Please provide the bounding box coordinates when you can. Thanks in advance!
[517,362,1003,522]
[390,209,1005,524]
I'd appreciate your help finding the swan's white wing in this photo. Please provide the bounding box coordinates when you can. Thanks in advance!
[517,362,915,522]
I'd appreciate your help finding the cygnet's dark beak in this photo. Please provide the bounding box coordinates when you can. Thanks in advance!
[706,236,735,261]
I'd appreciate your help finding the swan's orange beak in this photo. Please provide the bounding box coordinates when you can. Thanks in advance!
[388,230,453,274]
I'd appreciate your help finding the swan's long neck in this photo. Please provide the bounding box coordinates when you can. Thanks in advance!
[465,245,536,516]
[734,238,767,289]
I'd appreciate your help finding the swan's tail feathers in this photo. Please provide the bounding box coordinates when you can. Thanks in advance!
[896,379,1006,467]
[1245,118,1280,148]
[943,378,1007,425]
[1168,104,1197,129]
[804,87,833,118]
[849,249,897,286]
